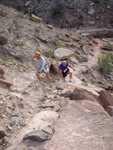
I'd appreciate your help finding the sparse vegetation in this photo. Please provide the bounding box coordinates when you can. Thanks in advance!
[54,40,65,48]
[98,53,113,74]
[44,49,54,58]
[0,56,17,65]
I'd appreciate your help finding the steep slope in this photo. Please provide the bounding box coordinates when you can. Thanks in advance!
[0,3,113,150]
[0,0,113,28]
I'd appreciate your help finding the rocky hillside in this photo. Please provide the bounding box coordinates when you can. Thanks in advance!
[0,2,113,150]
[1,0,113,28]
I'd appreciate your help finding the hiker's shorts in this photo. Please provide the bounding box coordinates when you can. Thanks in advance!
[62,68,70,78]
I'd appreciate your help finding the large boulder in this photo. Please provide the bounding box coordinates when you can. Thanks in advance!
[23,129,53,142]
[54,48,74,59]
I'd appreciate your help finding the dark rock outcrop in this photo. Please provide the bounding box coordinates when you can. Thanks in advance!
[23,129,53,143]
[98,90,113,116]
[61,88,97,101]
[1,0,113,28]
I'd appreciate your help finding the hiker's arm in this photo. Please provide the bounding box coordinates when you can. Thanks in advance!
[33,55,37,60]
[69,64,75,71]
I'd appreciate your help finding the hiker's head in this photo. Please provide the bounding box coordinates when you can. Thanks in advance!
[34,50,41,59]
[60,58,68,65]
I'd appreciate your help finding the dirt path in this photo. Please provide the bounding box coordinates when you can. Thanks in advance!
[64,39,103,95]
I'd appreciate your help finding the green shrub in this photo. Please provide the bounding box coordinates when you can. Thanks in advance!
[54,40,65,48]
[0,56,17,65]
[98,53,113,74]
[44,49,54,58]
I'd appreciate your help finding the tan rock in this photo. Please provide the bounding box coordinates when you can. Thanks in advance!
[30,14,42,22]
[47,24,54,29]
[54,48,74,59]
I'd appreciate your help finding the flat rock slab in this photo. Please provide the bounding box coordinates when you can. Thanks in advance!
[45,100,113,150]
[54,48,74,59]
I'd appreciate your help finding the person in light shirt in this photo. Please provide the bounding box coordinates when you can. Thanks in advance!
[33,49,52,80]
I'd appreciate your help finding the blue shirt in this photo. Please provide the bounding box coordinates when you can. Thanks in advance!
[37,56,46,72]
[59,63,68,71]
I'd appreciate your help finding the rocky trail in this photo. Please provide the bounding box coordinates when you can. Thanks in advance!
[3,46,113,150]
[0,29,112,150]
[3,70,113,150]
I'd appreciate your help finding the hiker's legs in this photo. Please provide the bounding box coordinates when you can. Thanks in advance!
[46,72,52,80]
[61,71,67,82]
[63,68,69,79]
[44,65,52,80]
[36,72,41,80]
[69,72,72,81]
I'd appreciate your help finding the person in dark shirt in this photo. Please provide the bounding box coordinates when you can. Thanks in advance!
[59,58,73,81]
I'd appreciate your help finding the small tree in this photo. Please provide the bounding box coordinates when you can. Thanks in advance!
[98,53,113,74]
